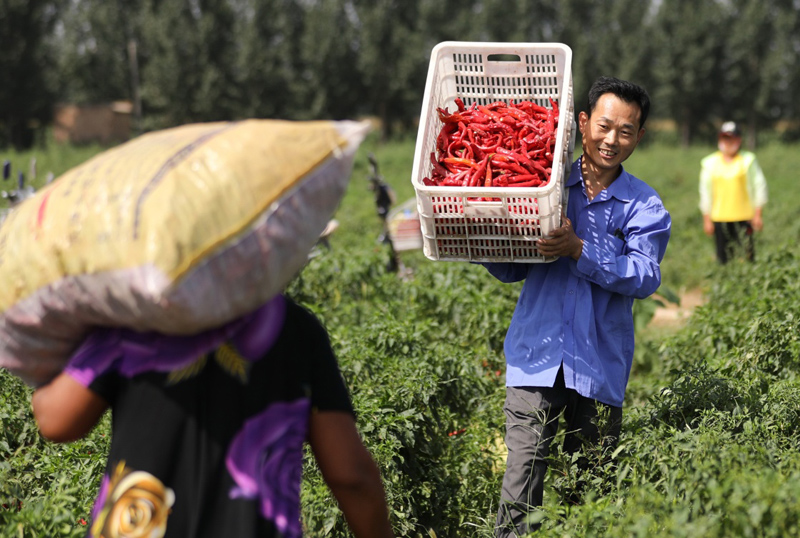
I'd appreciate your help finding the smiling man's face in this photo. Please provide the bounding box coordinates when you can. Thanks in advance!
[579,93,645,174]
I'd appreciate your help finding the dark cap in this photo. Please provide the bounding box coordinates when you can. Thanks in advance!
[719,121,741,137]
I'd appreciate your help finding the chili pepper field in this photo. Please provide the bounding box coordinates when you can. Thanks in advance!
[2,135,800,537]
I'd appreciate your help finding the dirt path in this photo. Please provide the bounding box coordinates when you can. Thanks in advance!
[649,287,706,328]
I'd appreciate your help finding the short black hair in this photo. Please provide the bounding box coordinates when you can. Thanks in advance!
[586,76,650,129]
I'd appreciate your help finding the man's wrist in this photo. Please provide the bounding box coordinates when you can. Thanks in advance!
[572,239,584,260]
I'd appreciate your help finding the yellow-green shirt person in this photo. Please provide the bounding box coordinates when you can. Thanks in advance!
[699,121,768,263]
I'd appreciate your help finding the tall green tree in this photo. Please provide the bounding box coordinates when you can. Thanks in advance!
[138,0,238,129]
[473,0,556,42]
[0,0,62,149]
[231,0,305,120]
[722,0,793,147]
[774,1,800,131]
[14,0,800,142]
[296,0,363,120]
[721,0,773,146]
[54,0,131,105]
[651,0,727,146]
[354,0,428,139]
[417,0,481,44]
[544,0,655,117]
[549,0,599,108]
[584,0,655,96]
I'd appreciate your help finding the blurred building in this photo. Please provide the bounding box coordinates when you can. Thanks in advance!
[53,101,132,145]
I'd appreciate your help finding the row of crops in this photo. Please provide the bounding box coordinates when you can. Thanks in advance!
[295,242,800,537]
[2,138,800,536]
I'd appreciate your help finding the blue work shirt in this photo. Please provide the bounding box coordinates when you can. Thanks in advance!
[483,157,671,407]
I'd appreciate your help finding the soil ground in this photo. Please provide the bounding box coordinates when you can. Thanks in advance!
[649,287,706,328]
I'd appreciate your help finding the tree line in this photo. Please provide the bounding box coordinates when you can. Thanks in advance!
[2,0,799,150]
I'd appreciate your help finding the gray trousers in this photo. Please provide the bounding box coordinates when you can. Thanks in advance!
[495,367,622,538]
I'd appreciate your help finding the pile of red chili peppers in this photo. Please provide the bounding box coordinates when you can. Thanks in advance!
[422,97,559,189]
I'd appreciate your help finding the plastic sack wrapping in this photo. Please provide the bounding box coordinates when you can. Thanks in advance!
[0,119,370,386]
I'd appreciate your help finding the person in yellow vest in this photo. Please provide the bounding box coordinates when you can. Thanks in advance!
[699,121,768,263]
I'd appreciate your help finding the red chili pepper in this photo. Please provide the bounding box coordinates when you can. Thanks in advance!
[491,158,529,176]
[528,159,548,176]
[437,107,467,124]
[503,107,532,123]
[475,135,502,152]
[469,155,490,187]
[545,108,555,135]
[477,106,499,122]
[549,97,559,117]
[483,121,514,135]
[509,180,542,188]
[436,129,450,154]
[443,171,467,186]
[430,152,447,176]
[429,99,559,189]
[443,157,476,168]
[484,157,494,187]
[500,115,517,127]
[518,100,548,115]
[508,174,541,184]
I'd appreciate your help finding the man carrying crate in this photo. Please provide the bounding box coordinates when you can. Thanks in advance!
[481,76,672,536]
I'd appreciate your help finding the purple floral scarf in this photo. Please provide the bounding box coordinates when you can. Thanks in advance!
[64,295,286,386]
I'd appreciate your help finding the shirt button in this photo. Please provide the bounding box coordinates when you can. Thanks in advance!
[568,290,574,295]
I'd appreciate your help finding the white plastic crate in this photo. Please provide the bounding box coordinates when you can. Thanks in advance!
[411,41,574,263]
[387,198,423,252]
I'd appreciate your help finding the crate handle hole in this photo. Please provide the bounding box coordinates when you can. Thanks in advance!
[487,53,521,62]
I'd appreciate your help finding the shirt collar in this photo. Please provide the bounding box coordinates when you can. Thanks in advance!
[568,156,633,203]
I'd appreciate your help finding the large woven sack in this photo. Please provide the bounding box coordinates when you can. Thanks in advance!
[0,119,370,386]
